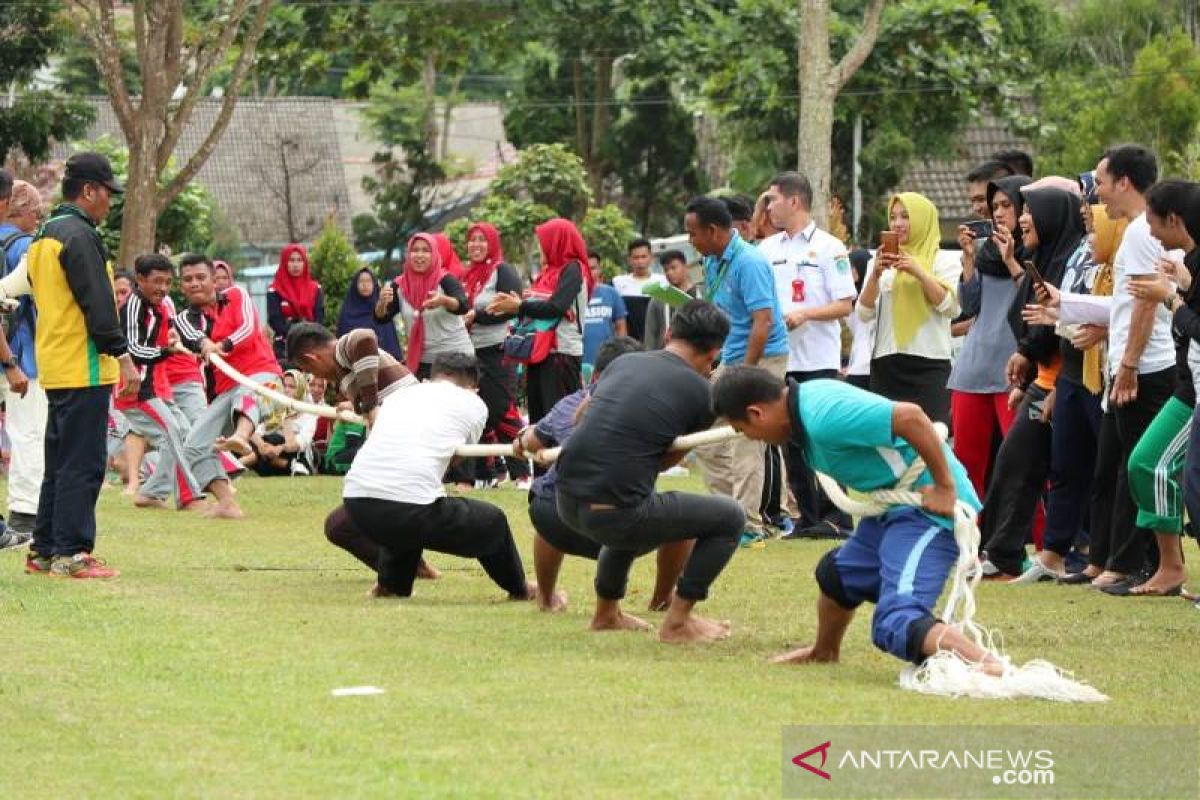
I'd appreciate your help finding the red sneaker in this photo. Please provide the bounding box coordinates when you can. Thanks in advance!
[24,553,52,575]
[49,553,119,580]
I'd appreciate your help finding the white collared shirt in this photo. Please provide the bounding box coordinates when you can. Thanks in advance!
[758,222,857,372]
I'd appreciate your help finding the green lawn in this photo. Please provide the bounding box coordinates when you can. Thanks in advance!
[2,474,1198,798]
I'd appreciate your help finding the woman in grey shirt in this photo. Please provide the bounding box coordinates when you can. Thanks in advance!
[374,232,473,380]
[461,222,530,486]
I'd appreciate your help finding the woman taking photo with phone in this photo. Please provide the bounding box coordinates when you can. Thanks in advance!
[856,191,960,425]
[948,174,1031,500]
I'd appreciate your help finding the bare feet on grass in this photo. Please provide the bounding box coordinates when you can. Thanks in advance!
[204,502,244,520]
[181,500,211,513]
[133,496,167,509]
[658,613,730,643]
[416,559,441,580]
[590,607,653,632]
[368,582,398,598]
[770,645,838,665]
[537,588,568,612]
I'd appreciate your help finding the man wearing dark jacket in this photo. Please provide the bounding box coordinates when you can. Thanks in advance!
[24,152,139,579]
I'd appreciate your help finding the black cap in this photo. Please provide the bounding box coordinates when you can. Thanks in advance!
[64,152,123,194]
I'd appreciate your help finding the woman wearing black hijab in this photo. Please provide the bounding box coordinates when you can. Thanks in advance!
[949,175,1031,503]
[980,186,1085,579]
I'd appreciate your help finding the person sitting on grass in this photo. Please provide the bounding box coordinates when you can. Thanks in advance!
[237,369,316,477]
[710,366,999,673]
[342,352,533,600]
[555,300,744,643]
[286,323,439,585]
[515,335,694,614]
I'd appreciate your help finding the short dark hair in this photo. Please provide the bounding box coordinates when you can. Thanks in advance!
[593,335,644,377]
[286,322,335,363]
[965,160,1012,184]
[0,169,13,202]
[722,194,754,222]
[769,171,814,209]
[431,351,481,386]
[685,196,732,230]
[991,148,1034,177]
[178,252,212,271]
[61,177,87,202]
[659,249,687,268]
[1102,144,1159,193]
[133,253,173,277]
[711,365,786,422]
[627,238,652,254]
[587,251,601,261]
[669,299,729,352]
[113,269,133,284]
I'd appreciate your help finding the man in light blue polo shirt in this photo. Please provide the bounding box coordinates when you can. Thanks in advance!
[712,366,995,673]
[684,195,788,545]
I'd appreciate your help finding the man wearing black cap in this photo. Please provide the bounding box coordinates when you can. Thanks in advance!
[23,151,140,579]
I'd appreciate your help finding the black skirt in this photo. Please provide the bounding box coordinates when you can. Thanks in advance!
[869,353,952,426]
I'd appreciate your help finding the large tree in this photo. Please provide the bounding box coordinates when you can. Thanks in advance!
[66,0,273,266]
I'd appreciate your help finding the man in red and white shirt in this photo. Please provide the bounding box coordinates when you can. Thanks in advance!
[177,255,281,519]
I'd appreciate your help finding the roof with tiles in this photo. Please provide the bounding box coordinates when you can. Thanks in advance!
[57,97,352,250]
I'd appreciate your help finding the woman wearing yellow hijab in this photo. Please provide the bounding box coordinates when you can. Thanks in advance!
[856,192,960,425]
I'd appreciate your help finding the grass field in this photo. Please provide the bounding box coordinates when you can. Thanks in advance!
[2,473,1199,799]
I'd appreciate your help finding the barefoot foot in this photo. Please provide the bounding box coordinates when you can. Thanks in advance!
[367,582,399,598]
[537,589,569,612]
[769,645,838,664]
[133,496,167,509]
[416,559,441,580]
[658,613,731,643]
[204,502,245,520]
[215,436,252,457]
[590,610,653,632]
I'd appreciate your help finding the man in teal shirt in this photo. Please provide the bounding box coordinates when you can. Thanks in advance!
[685,196,789,545]
[713,365,999,673]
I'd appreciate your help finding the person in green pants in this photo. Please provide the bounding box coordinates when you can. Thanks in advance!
[1123,180,1200,597]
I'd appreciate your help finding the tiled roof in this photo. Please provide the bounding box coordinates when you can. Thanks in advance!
[898,116,1032,223]
[58,97,352,248]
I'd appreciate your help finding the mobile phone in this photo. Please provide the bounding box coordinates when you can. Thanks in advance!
[1023,260,1046,290]
[966,219,993,240]
[879,230,899,258]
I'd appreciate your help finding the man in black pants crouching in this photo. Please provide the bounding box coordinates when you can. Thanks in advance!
[343,352,533,600]
[556,300,745,642]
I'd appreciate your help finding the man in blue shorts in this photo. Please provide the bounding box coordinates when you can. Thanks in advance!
[712,366,999,672]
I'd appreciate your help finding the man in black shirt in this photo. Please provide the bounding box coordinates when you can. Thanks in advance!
[556,300,745,642]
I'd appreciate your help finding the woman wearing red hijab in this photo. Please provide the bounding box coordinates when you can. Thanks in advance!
[461,222,530,488]
[487,217,594,423]
[432,233,467,280]
[267,244,324,361]
[375,232,473,380]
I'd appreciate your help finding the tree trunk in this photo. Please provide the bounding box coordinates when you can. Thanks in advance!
[588,56,614,202]
[439,70,465,165]
[572,59,589,167]
[117,126,160,267]
[797,0,835,228]
[422,52,439,159]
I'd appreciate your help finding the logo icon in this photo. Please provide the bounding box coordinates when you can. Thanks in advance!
[792,741,832,781]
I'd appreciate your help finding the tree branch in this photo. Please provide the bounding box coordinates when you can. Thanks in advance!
[157,0,274,211]
[833,0,887,92]
[157,0,255,173]
[68,0,137,139]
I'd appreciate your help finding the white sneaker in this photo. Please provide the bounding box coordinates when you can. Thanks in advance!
[1011,559,1060,585]
[513,477,533,491]
[290,461,310,476]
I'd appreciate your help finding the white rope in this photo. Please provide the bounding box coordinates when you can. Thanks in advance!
[814,426,1106,703]
[207,353,741,461]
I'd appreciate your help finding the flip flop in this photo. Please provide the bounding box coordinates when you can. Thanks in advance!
[1057,571,1096,585]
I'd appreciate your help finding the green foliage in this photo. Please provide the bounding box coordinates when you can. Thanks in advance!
[468,194,557,270]
[442,218,470,255]
[580,204,637,279]
[491,144,592,218]
[79,136,227,263]
[0,3,94,161]
[308,218,363,329]
[1035,31,1200,175]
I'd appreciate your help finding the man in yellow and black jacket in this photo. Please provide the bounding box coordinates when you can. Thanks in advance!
[24,152,140,580]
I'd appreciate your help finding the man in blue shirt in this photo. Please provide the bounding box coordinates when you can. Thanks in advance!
[581,252,628,378]
[712,366,999,673]
[0,179,43,542]
[684,195,789,545]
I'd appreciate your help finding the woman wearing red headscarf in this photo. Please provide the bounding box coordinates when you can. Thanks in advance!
[432,233,467,280]
[461,222,530,487]
[375,232,473,380]
[267,244,324,361]
[487,217,594,423]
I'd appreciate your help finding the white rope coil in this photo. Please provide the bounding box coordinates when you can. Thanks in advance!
[815,429,1106,703]
[207,353,741,461]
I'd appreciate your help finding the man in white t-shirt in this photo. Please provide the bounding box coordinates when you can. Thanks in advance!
[1088,144,1176,592]
[612,238,667,342]
[759,171,856,534]
[342,352,533,600]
